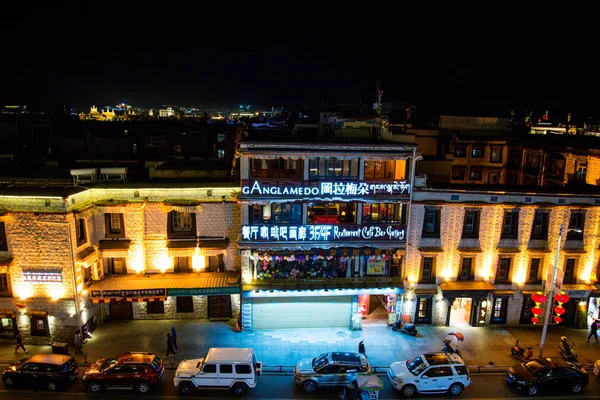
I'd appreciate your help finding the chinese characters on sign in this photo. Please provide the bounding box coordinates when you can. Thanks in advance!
[22,270,62,283]
[241,180,411,197]
[167,287,240,296]
[90,288,167,298]
[241,224,405,242]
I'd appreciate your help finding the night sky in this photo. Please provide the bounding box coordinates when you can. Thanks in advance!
[1,4,596,120]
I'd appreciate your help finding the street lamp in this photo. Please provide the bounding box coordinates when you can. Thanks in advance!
[539,224,582,358]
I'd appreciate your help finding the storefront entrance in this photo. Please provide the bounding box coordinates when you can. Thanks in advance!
[449,298,472,327]
[208,295,232,320]
[252,296,352,329]
[110,300,133,321]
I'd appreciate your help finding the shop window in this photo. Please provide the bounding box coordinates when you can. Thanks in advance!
[471,145,485,158]
[462,210,480,239]
[363,160,405,180]
[308,157,357,180]
[147,300,165,314]
[416,297,432,324]
[105,258,127,275]
[168,211,196,238]
[30,315,49,337]
[250,203,302,225]
[0,222,8,251]
[308,202,356,224]
[458,257,473,281]
[0,273,10,296]
[366,255,388,276]
[451,167,466,180]
[419,257,436,283]
[491,297,507,324]
[174,257,192,273]
[567,211,585,240]
[76,218,87,246]
[564,258,577,284]
[488,171,501,184]
[527,258,542,283]
[490,147,503,163]
[495,258,512,284]
[422,207,440,238]
[362,203,404,224]
[453,146,466,158]
[530,210,549,240]
[104,213,125,238]
[501,210,519,239]
[0,316,15,336]
[176,296,194,313]
[469,168,483,181]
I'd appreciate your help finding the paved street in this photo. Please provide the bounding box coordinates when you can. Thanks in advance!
[2,316,600,370]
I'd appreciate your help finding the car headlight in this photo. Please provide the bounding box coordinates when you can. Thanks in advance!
[393,376,402,383]
[516,380,527,385]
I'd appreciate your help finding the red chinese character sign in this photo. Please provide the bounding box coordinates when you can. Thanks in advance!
[531,292,547,324]
[553,292,570,324]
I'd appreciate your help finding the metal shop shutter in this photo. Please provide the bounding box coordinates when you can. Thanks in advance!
[252,296,351,329]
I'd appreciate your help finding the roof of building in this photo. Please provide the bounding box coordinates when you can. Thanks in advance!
[88,272,240,292]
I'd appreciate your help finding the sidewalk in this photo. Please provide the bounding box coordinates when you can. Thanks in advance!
[2,319,600,370]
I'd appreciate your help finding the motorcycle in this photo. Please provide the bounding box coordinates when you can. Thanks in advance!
[558,336,578,363]
[511,340,533,362]
[443,332,464,358]
[391,319,418,336]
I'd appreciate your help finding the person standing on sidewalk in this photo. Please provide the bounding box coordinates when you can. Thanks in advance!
[166,333,177,358]
[74,330,84,354]
[15,330,27,353]
[587,319,599,342]
[171,327,178,351]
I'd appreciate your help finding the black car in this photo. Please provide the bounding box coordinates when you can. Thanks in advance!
[2,354,79,391]
[506,357,588,396]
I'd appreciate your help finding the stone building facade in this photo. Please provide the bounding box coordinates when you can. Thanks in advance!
[401,186,600,329]
[0,184,241,345]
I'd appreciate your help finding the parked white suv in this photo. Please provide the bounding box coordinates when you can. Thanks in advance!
[388,352,470,397]
[173,348,262,396]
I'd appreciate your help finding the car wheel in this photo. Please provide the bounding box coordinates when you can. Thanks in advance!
[448,383,463,396]
[47,381,59,391]
[179,381,195,395]
[3,376,15,387]
[136,381,151,394]
[527,385,539,396]
[87,380,103,393]
[402,384,417,397]
[302,380,318,392]
[572,382,583,393]
[231,382,249,396]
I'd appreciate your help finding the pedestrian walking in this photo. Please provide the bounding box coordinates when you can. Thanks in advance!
[166,333,177,358]
[358,340,366,356]
[588,319,599,342]
[15,330,27,353]
[171,326,178,351]
[74,330,84,354]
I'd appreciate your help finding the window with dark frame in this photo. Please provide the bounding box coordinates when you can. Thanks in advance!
[471,145,484,158]
[309,157,359,180]
[176,296,194,313]
[490,148,503,163]
[458,257,473,281]
[172,211,193,232]
[422,208,440,238]
[493,298,504,319]
[531,210,549,240]
[564,258,577,283]
[174,257,192,273]
[420,257,435,283]
[462,210,480,238]
[147,300,165,314]
[76,218,87,246]
[496,258,511,283]
[30,315,49,337]
[469,168,483,181]
[488,171,501,184]
[362,203,404,224]
[106,258,127,274]
[567,211,585,240]
[452,167,466,180]
[249,203,302,225]
[105,213,125,238]
[417,297,431,319]
[363,160,403,180]
[453,146,467,158]
[0,273,10,295]
[528,258,541,283]
[501,210,519,239]
[0,222,7,251]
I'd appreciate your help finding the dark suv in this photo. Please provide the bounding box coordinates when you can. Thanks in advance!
[82,352,164,393]
[2,354,79,391]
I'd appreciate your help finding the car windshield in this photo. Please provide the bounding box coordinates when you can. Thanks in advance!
[406,356,428,376]
[524,360,547,377]
[312,354,329,370]
[100,357,118,372]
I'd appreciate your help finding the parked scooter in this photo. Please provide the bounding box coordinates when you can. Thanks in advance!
[511,340,533,362]
[558,336,578,363]
[391,319,418,336]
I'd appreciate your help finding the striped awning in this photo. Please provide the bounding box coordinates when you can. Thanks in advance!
[96,205,127,213]
[161,204,200,213]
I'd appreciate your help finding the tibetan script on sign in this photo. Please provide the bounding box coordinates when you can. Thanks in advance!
[90,288,167,298]
[241,224,405,242]
[241,180,411,197]
[22,270,62,283]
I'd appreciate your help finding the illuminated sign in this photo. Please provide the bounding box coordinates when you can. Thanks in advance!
[22,270,62,283]
[90,288,167,298]
[241,224,405,242]
[241,180,410,197]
